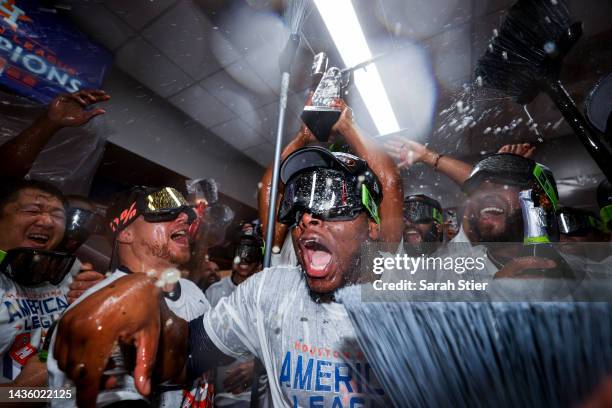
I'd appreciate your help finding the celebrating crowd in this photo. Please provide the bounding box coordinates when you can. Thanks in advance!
[0,85,611,408]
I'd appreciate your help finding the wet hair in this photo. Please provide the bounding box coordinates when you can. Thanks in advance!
[0,178,66,217]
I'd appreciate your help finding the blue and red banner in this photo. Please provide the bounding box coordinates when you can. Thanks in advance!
[0,0,112,103]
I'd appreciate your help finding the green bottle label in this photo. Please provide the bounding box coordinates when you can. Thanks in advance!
[532,164,558,210]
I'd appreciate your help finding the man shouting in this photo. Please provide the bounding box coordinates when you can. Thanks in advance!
[53,105,402,407]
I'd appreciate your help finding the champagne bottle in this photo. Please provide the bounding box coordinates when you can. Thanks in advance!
[518,189,575,279]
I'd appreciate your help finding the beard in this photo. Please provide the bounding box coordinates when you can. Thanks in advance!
[144,241,189,266]
[469,209,524,242]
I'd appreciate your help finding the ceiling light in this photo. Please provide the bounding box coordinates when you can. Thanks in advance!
[314,0,400,135]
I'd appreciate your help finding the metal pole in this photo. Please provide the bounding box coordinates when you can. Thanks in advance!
[263,71,291,268]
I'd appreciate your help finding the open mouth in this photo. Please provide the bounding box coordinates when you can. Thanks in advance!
[170,228,188,245]
[300,237,332,278]
[25,232,50,247]
[479,206,504,216]
[404,229,422,243]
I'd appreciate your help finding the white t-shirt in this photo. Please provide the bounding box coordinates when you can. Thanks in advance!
[0,269,72,383]
[48,269,211,407]
[203,265,388,407]
[206,276,269,408]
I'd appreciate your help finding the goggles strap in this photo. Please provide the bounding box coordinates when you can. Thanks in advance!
[533,164,558,209]
[361,185,380,224]
[601,205,612,231]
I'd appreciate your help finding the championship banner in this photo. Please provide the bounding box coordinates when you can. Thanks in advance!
[0,0,112,103]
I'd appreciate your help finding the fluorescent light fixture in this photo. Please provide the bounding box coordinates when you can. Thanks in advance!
[314,0,399,135]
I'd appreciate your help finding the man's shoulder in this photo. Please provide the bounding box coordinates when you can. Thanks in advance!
[68,270,126,308]
[262,263,301,278]
[252,264,304,294]
[207,276,232,293]
[178,277,204,294]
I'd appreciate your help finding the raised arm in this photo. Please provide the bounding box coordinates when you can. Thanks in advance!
[54,273,249,407]
[384,138,537,187]
[384,137,473,186]
[0,89,110,179]
[258,125,316,249]
[332,102,404,243]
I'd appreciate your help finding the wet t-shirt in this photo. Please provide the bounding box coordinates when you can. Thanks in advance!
[203,265,387,407]
[48,270,212,407]
[0,271,71,382]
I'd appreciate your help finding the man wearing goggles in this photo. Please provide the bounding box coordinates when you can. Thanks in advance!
[0,179,72,387]
[47,186,213,408]
[402,194,444,255]
[53,103,402,407]
[0,179,109,390]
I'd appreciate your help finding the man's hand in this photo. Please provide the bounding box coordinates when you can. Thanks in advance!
[66,263,105,304]
[223,360,255,395]
[383,138,431,169]
[54,273,162,408]
[13,357,47,387]
[497,143,536,158]
[46,89,110,128]
[494,257,556,279]
[330,98,353,135]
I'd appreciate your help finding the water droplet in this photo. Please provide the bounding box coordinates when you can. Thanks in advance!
[502,51,508,60]
[233,256,241,264]
[543,41,556,54]
[476,76,483,87]
[484,127,492,134]
[493,29,499,37]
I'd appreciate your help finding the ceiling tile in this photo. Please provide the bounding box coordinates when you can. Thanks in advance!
[103,0,177,31]
[68,3,134,51]
[210,118,266,151]
[142,1,225,80]
[168,84,235,128]
[241,101,301,143]
[201,68,274,115]
[242,142,275,167]
[223,59,277,104]
[115,36,193,98]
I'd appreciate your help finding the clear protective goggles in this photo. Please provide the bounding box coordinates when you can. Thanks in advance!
[557,211,603,236]
[235,240,263,264]
[278,169,379,226]
[404,201,443,225]
[0,248,76,286]
[60,208,104,252]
